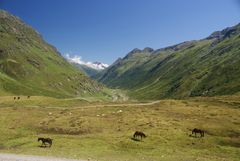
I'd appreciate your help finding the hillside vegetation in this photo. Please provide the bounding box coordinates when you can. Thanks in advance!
[96,24,240,100]
[0,10,108,98]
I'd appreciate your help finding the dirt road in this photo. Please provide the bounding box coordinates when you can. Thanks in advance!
[0,153,85,161]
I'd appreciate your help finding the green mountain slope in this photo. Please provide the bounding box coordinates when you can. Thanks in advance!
[0,10,105,98]
[96,23,240,99]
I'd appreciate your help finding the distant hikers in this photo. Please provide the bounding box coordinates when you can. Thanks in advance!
[13,96,20,100]
[13,96,31,100]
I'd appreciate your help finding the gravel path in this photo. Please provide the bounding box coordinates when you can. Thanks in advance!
[0,153,86,161]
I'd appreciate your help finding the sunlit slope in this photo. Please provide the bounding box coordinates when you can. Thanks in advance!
[0,10,105,97]
[96,24,240,99]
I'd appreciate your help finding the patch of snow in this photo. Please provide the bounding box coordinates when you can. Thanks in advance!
[65,54,109,70]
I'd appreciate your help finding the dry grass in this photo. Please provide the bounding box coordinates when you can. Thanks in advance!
[0,96,239,161]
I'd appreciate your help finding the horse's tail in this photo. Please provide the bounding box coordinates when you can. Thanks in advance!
[49,141,52,147]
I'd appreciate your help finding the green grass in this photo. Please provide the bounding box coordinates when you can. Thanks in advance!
[0,95,239,161]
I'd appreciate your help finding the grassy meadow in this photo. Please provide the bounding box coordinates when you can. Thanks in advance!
[0,95,239,161]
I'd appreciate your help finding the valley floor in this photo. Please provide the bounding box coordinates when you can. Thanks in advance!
[0,96,239,161]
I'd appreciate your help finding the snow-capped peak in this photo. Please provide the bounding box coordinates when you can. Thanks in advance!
[65,54,109,70]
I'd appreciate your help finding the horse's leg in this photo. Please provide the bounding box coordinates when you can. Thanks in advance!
[43,141,47,147]
[40,140,43,146]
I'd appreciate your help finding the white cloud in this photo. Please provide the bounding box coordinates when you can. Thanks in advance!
[65,53,109,70]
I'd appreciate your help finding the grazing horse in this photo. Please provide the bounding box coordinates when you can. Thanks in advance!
[38,137,53,147]
[192,128,204,137]
[133,131,146,140]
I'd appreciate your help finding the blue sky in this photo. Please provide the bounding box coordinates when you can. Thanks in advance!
[0,0,240,64]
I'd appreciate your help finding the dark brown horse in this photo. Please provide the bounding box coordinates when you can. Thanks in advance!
[192,128,204,137]
[133,131,146,140]
[38,137,53,147]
